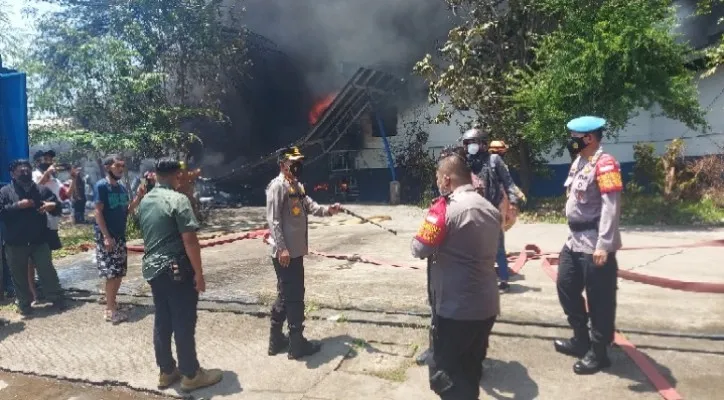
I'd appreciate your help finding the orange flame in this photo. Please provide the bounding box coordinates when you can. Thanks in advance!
[309,93,337,126]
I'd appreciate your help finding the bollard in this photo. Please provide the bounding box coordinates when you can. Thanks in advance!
[389,181,401,205]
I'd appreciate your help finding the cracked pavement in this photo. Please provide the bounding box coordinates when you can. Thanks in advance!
[1,205,724,399]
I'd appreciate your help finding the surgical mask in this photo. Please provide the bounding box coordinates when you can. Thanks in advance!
[567,136,587,158]
[289,162,303,179]
[467,143,480,155]
[108,171,123,181]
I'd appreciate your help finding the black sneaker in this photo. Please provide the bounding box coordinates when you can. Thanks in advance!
[498,281,510,292]
[16,305,33,318]
[52,298,68,311]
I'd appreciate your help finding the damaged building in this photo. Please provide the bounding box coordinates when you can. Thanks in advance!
[191,0,455,204]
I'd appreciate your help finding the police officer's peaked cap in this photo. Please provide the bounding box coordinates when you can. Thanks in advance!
[277,146,305,162]
[566,116,607,134]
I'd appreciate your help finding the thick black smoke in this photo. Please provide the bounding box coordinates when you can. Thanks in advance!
[240,0,454,96]
[194,0,455,186]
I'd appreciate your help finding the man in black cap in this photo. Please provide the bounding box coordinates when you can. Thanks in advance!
[266,146,341,359]
[137,158,223,392]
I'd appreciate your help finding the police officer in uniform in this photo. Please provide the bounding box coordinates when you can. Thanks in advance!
[554,116,623,375]
[266,146,341,359]
[411,152,500,400]
[461,128,521,292]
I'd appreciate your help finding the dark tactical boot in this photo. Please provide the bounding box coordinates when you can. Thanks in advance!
[267,324,289,356]
[573,343,611,375]
[288,330,321,360]
[415,347,432,366]
[554,332,590,358]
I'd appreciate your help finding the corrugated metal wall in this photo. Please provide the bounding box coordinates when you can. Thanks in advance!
[0,67,30,184]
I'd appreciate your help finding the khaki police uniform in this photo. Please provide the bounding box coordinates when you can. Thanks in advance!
[411,184,501,400]
[556,144,623,374]
[266,147,335,359]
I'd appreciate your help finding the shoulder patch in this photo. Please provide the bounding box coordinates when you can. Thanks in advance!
[595,154,623,193]
[414,196,448,247]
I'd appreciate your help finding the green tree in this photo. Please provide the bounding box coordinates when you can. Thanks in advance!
[415,0,707,193]
[515,0,707,154]
[0,0,18,63]
[415,0,546,193]
[698,0,724,76]
[27,0,247,159]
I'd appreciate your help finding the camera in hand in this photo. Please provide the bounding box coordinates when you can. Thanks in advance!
[54,163,72,172]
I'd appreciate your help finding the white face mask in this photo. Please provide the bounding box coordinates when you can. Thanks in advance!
[467,143,480,155]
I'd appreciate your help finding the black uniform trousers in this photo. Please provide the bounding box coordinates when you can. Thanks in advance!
[429,315,496,400]
[150,271,201,378]
[270,256,306,333]
[556,245,618,345]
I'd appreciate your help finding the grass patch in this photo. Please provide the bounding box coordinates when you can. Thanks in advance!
[54,214,144,259]
[55,223,95,259]
[368,359,414,382]
[520,194,724,226]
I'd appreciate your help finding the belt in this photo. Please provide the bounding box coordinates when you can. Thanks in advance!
[568,219,600,232]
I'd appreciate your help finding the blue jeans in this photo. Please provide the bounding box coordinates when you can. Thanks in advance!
[496,230,509,282]
[73,200,86,224]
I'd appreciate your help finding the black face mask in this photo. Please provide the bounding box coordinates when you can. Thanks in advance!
[16,172,32,184]
[567,137,587,159]
[38,162,52,172]
[289,162,304,179]
[466,154,484,174]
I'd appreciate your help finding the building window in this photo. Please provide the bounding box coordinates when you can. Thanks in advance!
[330,151,352,172]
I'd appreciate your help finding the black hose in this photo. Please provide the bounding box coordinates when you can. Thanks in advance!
[64,288,724,341]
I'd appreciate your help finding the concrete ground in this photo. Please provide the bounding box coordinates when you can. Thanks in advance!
[1,205,723,399]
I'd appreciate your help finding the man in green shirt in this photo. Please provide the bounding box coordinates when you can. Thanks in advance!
[137,159,222,393]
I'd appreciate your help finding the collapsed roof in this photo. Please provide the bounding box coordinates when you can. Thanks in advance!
[209,66,404,184]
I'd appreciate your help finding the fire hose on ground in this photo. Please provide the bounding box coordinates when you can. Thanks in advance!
[120,217,724,400]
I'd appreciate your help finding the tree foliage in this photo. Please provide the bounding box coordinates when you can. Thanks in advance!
[699,0,724,76]
[0,0,18,63]
[415,0,707,192]
[414,0,546,191]
[515,0,707,155]
[27,0,247,159]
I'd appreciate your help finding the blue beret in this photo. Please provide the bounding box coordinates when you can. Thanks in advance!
[566,116,606,134]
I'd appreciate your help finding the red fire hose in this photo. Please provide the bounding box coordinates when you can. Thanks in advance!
[122,227,724,400]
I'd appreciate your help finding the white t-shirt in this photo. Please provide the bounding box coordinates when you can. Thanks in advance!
[33,169,62,230]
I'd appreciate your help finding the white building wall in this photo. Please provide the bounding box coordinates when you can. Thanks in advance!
[355,69,724,169]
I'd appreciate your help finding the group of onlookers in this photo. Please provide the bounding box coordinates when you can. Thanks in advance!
[0,152,223,392]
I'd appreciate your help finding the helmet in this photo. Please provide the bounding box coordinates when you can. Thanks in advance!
[489,140,508,154]
[462,128,488,142]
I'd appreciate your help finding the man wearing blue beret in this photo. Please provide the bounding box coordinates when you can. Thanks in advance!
[554,116,623,375]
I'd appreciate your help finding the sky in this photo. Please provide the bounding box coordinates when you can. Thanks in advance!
[6,0,59,35]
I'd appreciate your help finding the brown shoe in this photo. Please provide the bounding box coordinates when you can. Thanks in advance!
[158,368,181,389]
[180,368,223,392]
